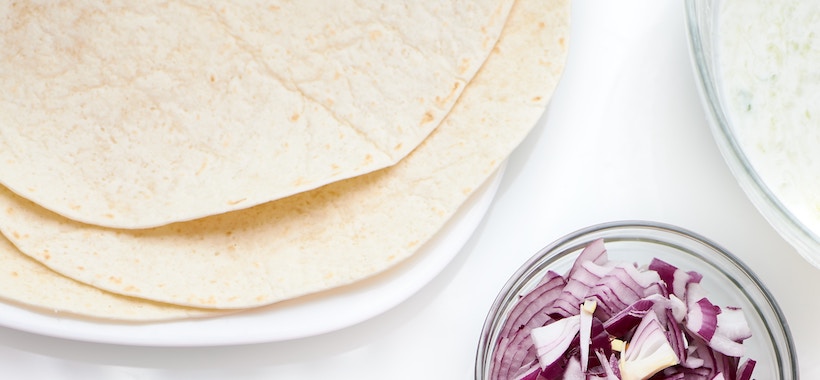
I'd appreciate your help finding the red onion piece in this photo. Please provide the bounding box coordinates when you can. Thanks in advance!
[499,271,566,339]
[530,315,581,371]
[736,359,756,380]
[648,258,702,301]
[685,297,720,341]
[619,310,680,380]
[603,298,656,338]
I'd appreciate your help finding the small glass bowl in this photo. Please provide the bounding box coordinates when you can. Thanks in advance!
[684,0,820,266]
[475,221,797,379]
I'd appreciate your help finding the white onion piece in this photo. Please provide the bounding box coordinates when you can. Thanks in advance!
[530,315,581,371]
[618,310,680,380]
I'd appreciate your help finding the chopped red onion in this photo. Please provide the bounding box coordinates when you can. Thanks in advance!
[487,239,755,380]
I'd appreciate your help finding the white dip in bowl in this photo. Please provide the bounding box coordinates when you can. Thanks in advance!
[717,0,820,240]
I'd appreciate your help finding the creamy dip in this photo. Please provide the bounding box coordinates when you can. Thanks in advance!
[718,0,820,237]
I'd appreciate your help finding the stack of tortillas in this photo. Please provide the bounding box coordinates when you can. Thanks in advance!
[0,0,570,321]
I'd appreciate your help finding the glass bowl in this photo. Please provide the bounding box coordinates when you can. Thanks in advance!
[684,0,820,267]
[475,221,797,379]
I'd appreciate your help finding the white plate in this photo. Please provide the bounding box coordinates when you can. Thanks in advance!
[0,166,505,347]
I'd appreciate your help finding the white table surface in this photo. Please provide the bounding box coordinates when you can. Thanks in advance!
[1,1,816,379]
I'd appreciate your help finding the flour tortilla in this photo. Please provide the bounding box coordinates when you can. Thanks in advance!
[0,0,570,311]
[0,0,512,229]
[0,234,225,321]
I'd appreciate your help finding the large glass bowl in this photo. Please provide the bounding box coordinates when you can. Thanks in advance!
[684,0,820,266]
[475,221,797,379]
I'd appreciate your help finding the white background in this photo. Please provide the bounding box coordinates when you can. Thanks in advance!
[0,1,816,378]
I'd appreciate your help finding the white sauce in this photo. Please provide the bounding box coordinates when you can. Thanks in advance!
[718,0,820,237]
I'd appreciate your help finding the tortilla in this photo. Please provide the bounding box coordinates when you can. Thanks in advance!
[0,0,512,229]
[0,0,570,312]
[0,234,224,321]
